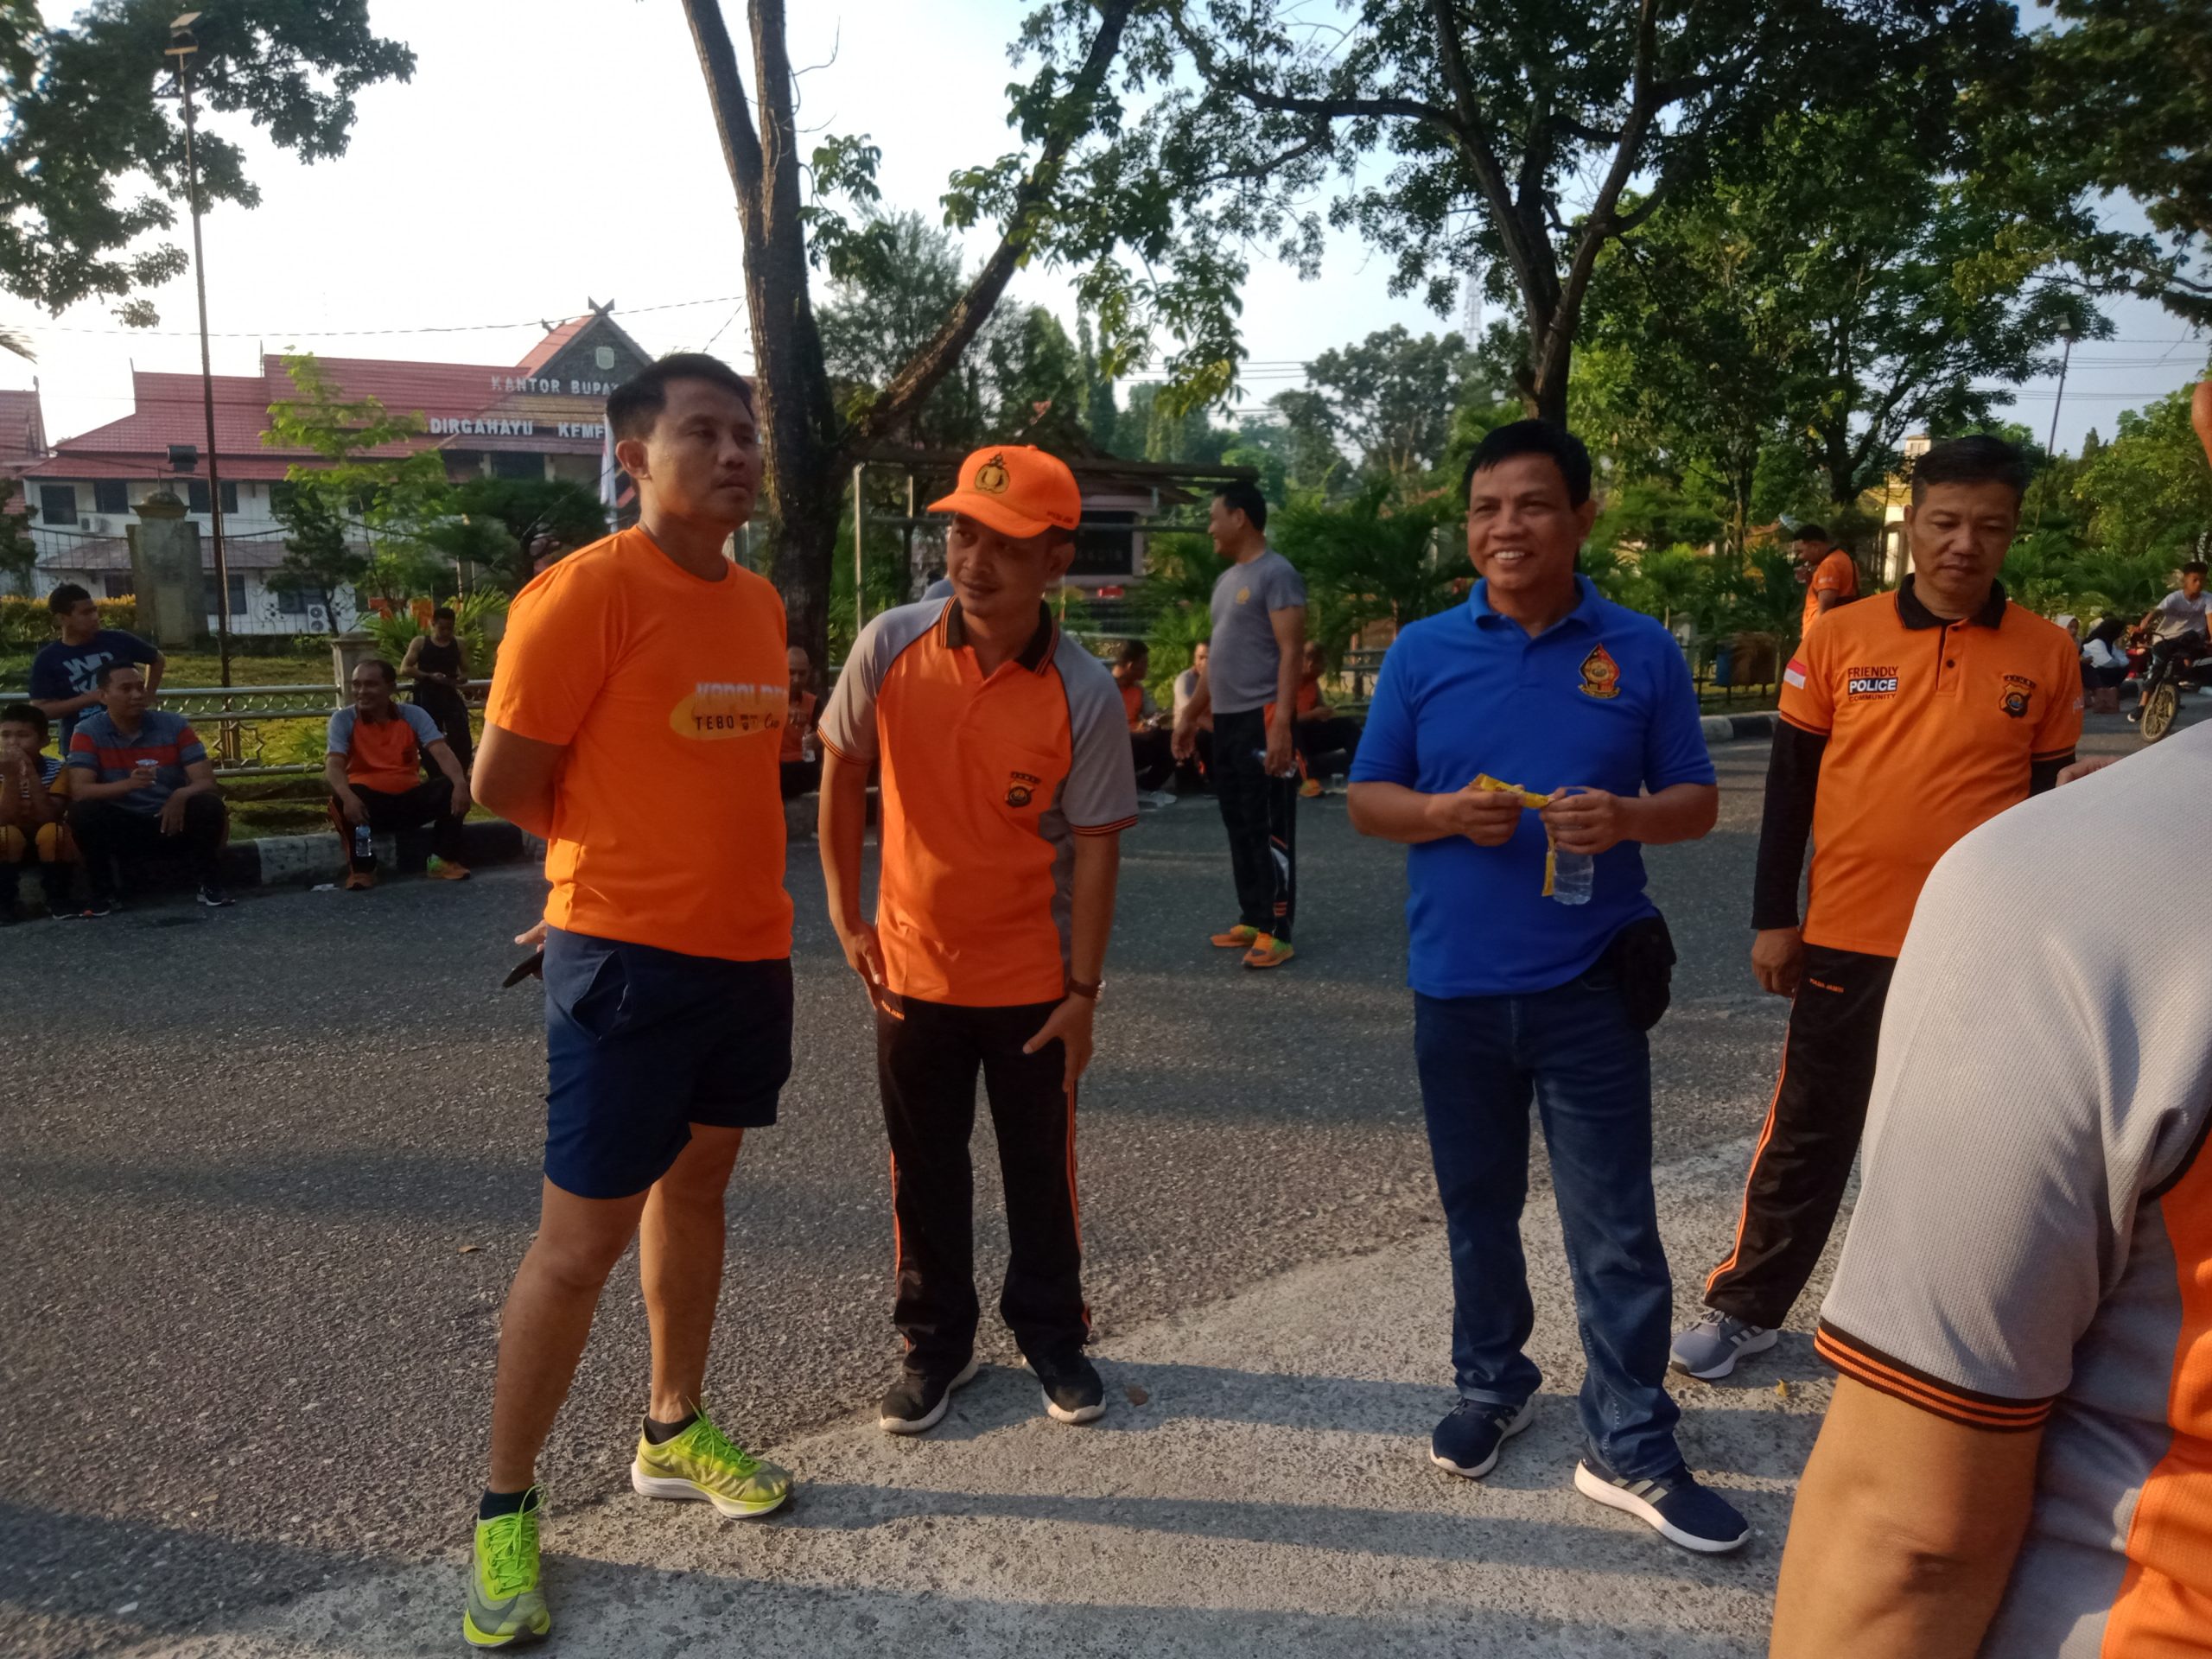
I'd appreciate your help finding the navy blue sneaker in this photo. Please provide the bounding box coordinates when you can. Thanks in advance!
[1574,1450,1750,1554]
[1428,1398,1535,1479]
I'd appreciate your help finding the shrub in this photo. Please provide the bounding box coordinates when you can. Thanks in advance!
[0,594,137,646]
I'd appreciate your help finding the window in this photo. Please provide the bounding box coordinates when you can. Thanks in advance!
[276,583,315,619]
[102,575,132,600]
[204,572,248,619]
[186,479,240,516]
[1070,510,1136,578]
[93,480,130,515]
[40,484,77,526]
[490,450,544,481]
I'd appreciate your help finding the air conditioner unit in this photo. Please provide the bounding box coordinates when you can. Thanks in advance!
[88,517,112,534]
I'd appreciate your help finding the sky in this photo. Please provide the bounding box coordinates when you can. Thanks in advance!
[5,0,2203,456]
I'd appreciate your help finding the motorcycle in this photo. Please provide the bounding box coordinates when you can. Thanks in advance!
[2129,631,2209,742]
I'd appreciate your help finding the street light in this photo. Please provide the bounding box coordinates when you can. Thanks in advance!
[164,10,234,691]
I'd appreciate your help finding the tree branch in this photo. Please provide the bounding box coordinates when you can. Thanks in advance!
[861,0,1135,442]
[681,0,766,229]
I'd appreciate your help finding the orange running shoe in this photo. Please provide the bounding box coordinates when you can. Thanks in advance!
[1300,779,1323,799]
[1211,925,1262,949]
[1243,935,1296,970]
[427,857,473,881]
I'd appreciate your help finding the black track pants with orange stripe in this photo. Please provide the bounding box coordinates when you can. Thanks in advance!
[1704,944,1897,1330]
[876,997,1089,1376]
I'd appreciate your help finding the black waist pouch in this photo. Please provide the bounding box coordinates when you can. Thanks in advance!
[1604,913,1677,1033]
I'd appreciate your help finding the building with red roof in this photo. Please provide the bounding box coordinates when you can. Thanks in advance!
[20,306,651,632]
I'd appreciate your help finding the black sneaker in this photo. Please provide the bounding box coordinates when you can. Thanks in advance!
[1034,1353,1106,1425]
[1429,1398,1535,1478]
[1574,1450,1751,1554]
[878,1357,978,1435]
[197,884,234,908]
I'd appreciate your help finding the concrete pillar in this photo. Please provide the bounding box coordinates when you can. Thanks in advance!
[127,490,201,648]
[331,628,379,691]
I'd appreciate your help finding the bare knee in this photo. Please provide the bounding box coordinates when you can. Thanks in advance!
[654,1128,743,1209]
[521,1228,629,1297]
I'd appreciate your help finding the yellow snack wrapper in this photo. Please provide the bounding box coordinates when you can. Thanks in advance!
[1471,773,1557,895]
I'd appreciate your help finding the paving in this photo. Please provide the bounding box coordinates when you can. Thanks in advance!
[0,712,2149,1657]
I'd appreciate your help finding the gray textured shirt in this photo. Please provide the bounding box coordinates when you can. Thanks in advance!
[1205,549,1306,715]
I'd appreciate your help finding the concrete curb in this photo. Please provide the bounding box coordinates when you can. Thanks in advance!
[1700,710,1778,746]
[8,818,529,906]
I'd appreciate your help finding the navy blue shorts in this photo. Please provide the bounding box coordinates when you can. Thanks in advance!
[543,926,794,1200]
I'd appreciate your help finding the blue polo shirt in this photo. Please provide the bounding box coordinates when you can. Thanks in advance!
[1350,575,1714,998]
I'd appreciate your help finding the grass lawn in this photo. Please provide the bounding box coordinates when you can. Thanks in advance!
[0,647,331,691]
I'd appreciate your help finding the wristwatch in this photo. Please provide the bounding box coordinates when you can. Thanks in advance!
[1066,978,1103,1000]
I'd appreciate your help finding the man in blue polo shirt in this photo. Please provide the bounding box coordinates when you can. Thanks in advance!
[1348,420,1743,1554]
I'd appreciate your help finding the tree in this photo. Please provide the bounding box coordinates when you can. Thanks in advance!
[1580,105,2106,521]
[1272,483,1460,649]
[1142,0,2015,423]
[431,476,609,595]
[264,353,451,555]
[2018,0,2212,322]
[680,0,1235,670]
[0,2,413,323]
[270,486,361,633]
[1301,327,1476,482]
[2073,385,2212,565]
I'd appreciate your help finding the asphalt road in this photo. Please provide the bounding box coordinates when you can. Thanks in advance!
[0,713,2146,1656]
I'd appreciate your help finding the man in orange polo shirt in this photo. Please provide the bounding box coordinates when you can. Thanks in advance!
[461,354,793,1649]
[819,444,1137,1437]
[1793,524,1860,640]
[1671,435,2082,1382]
[322,658,472,889]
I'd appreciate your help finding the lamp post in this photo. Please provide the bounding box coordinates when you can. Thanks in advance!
[164,11,233,690]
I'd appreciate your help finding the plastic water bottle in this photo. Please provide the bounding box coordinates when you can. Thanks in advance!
[1549,785,1593,906]
[353,822,376,873]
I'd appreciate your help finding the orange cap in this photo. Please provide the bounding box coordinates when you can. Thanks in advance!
[928,445,1082,541]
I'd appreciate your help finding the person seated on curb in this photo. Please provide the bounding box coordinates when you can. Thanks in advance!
[325,658,472,891]
[1111,639,1176,795]
[0,702,79,920]
[66,663,231,913]
[779,645,820,801]
[1171,640,1214,791]
[1293,639,1363,798]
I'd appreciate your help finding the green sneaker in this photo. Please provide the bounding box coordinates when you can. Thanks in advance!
[629,1409,791,1518]
[461,1488,550,1649]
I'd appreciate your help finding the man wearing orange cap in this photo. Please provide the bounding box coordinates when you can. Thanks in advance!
[818,445,1138,1437]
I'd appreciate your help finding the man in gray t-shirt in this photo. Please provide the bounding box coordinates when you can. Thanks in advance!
[2132,559,2209,718]
[1173,482,1307,969]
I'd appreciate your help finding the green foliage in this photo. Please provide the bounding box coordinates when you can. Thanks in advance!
[1301,327,1478,482]
[434,476,608,594]
[358,588,507,673]
[2072,385,2212,562]
[1270,484,1462,652]
[0,3,413,320]
[1,594,135,647]
[2018,1,2212,322]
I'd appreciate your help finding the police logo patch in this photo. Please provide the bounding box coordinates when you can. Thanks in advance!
[1845,666,1900,700]
[2000,673,2035,719]
[1577,644,1622,699]
[1236,586,1251,605]
[1006,768,1041,809]
[975,454,1011,494]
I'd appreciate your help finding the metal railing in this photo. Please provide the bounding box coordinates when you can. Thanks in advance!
[0,681,487,780]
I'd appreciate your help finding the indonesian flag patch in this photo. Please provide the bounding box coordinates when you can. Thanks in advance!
[1783,658,1808,690]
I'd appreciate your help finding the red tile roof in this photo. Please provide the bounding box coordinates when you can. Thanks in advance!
[28,315,624,480]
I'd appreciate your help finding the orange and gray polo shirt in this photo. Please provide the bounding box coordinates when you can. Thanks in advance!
[818,598,1138,1007]
[1819,725,2212,1654]
[1779,576,2082,957]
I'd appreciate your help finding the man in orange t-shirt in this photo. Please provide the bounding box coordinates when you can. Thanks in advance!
[460,355,794,1646]
[1794,525,1860,640]
[779,644,820,800]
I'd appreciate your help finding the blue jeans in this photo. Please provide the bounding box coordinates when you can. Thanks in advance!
[1413,969,1682,1480]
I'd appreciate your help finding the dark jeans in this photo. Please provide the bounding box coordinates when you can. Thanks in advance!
[411,686,473,769]
[1704,944,1896,1329]
[328,780,466,871]
[779,758,820,801]
[1211,706,1297,940]
[1295,715,1363,785]
[70,792,226,899]
[1129,728,1175,792]
[1414,969,1682,1480]
[877,997,1088,1375]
